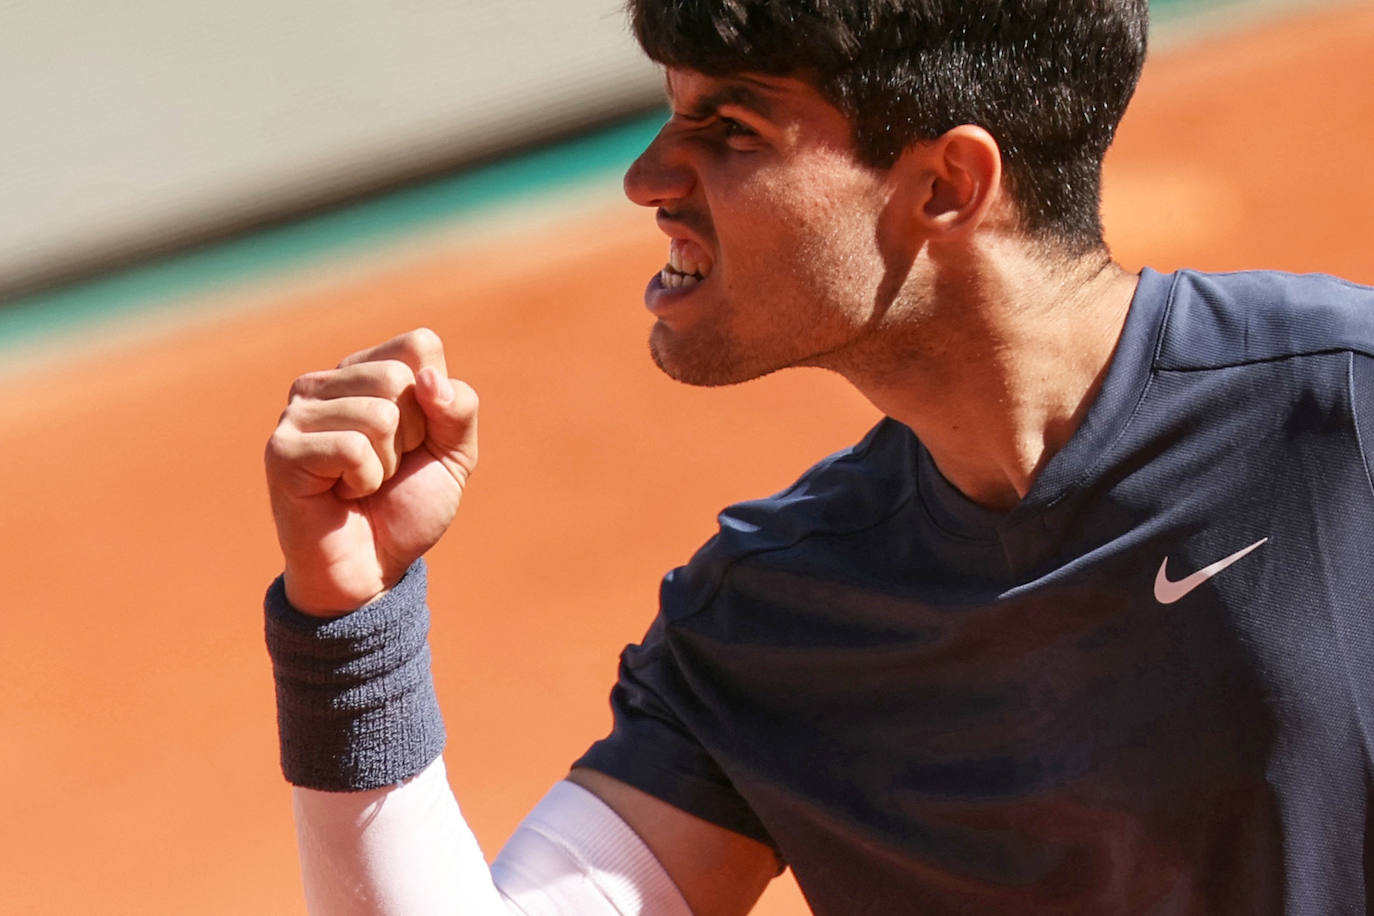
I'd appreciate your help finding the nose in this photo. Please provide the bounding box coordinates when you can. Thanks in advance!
[623,126,694,208]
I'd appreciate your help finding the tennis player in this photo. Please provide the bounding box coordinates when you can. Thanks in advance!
[264,1,1374,912]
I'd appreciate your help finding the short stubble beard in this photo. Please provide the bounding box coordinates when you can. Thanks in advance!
[647,321,779,388]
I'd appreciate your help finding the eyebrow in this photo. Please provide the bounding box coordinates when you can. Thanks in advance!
[667,80,775,122]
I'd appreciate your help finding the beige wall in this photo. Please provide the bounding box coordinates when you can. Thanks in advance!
[0,0,661,295]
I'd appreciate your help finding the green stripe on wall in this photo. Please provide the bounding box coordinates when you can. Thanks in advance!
[0,112,665,351]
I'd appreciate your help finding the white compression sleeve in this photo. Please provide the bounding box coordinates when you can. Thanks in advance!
[292,756,692,915]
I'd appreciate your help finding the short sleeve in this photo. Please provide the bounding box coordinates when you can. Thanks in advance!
[572,615,780,856]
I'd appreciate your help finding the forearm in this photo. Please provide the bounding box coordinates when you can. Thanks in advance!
[293,756,511,915]
[264,560,689,916]
[295,756,691,916]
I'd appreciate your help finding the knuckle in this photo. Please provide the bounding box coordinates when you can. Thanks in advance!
[264,426,302,469]
[278,398,319,430]
[277,398,309,423]
[338,429,373,462]
[408,326,443,355]
[367,397,402,433]
[287,372,321,402]
[263,433,286,466]
[378,359,416,395]
[399,327,444,367]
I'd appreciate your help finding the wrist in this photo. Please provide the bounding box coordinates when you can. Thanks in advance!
[282,569,386,618]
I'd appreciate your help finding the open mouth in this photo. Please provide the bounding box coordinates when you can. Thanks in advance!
[659,238,714,290]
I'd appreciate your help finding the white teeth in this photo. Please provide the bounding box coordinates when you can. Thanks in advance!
[659,268,701,289]
[667,238,711,280]
[672,247,702,276]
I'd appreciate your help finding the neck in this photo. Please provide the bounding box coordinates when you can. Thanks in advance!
[840,241,1138,511]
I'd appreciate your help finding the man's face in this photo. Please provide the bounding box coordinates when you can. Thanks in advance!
[625,68,914,387]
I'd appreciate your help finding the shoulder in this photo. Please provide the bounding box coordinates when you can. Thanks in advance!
[1156,268,1374,371]
[659,418,919,620]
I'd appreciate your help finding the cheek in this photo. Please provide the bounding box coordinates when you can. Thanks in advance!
[791,196,890,301]
[712,154,890,301]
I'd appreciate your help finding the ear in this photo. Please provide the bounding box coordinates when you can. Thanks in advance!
[905,125,1003,239]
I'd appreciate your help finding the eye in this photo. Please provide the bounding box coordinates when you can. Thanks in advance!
[719,117,756,140]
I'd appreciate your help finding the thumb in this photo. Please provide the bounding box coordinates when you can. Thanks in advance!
[415,366,479,484]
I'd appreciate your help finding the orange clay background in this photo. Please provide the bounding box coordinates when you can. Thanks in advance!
[3,5,1373,913]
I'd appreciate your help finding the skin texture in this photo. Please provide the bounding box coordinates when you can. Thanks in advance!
[631,71,904,388]
[266,329,479,615]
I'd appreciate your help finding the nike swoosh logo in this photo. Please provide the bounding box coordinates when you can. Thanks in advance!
[1154,537,1268,605]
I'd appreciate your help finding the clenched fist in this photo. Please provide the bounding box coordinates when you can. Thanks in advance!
[264,329,478,616]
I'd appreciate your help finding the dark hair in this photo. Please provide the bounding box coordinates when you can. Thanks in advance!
[627,0,1149,252]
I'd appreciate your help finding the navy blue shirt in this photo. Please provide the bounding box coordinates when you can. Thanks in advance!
[576,269,1374,914]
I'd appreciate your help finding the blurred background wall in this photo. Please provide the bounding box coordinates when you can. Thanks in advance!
[0,0,661,302]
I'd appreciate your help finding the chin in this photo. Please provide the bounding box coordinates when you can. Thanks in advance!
[648,324,774,388]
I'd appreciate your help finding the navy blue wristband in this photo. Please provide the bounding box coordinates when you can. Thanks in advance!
[264,559,445,791]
